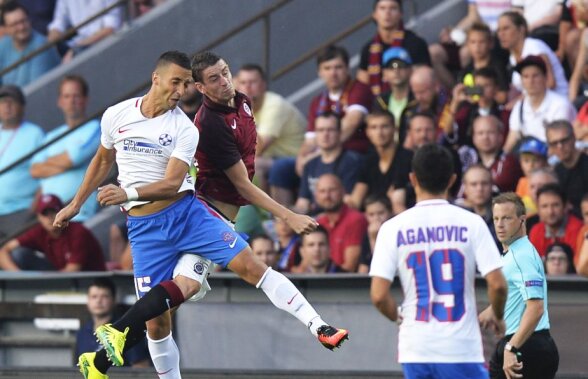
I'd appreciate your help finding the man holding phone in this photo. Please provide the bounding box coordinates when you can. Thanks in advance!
[442,67,509,148]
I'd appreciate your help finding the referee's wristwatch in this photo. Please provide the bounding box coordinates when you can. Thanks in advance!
[504,342,522,357]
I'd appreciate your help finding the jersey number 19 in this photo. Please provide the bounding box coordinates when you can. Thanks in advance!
[406,249,465,322]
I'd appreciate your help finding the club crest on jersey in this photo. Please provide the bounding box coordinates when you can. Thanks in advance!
[194,260,208,275]
[243,102,252,116]
[222,231,236,243]
[159,133,172,146]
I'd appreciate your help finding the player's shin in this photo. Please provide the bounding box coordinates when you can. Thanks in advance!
[114,281,185,332]
[148,332,181,379]
[256,267,327,336]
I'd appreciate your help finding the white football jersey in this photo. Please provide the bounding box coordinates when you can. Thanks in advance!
[101,97,197,210]
[370,199,502,363]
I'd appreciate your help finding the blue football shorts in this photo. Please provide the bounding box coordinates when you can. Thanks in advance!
[402,362,489,379]
[127,194,249,299]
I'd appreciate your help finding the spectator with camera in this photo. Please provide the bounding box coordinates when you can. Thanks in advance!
[457,22,509,105]
[444,67,510,149]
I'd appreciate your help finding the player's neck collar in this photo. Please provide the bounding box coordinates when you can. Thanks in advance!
[415,199,448,207]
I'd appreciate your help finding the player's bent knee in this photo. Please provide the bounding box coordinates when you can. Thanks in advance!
[228,247,268,285]
[172,254,213,301]
[172,275,202,300]
[146,312,172,340]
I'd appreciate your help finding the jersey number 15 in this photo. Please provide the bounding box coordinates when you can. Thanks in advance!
[406,249,465,322]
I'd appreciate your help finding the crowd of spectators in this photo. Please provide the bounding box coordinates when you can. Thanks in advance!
[1,0,588,280]
[242,0,588,277]
[0,0,165,85]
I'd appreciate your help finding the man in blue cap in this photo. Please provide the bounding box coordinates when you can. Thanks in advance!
[516,136,548,216]
[373,46,413,146]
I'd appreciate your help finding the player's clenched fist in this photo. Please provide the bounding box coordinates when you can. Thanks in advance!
[97,184,128,206]
[285,213,319,235]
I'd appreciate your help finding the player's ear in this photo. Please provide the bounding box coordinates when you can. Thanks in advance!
[408,172,418,188]
[194,81,205,94]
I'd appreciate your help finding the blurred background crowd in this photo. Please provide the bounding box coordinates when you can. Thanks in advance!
[1,0,588,282]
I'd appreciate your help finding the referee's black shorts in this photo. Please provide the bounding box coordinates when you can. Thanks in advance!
[489,329,559,379]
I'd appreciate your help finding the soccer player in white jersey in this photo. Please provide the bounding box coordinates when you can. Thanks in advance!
[370,143,507,379]
[54,51,347,379]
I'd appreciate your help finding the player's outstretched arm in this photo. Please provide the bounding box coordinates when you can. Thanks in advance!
[54,145,116,229]
[370,276,399,322]
[97,157,190,206]
[224,160,318,234]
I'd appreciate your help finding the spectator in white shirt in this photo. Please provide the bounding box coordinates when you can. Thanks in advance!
[504,55,577,153]
[47,0,123,63]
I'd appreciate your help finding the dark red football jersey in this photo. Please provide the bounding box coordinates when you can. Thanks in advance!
[194,92,257,206]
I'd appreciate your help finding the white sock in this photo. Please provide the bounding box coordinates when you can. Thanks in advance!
[256,267,327,336]
[147,332,181,379]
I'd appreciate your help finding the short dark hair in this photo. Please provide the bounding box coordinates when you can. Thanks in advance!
[366,110,395,129]
[411,144,454,195]
[373,0,401,10]
[249,234,274,247]
[545,119,574,139]
[468,21,492,40]
[89,277,116,298]
[191,51,222,82]
[238,63,266,81]
[408,110,435,129]
[537,183,566,204]
[300,225,329,245]
[315,111,342,130]
[545,242,576,274]
[582,192,588,203]
[316,45,349,67]
[363,194,392,212]
[156,50,191,71]
[1,1,29,24]
[492,192,526,217]
[59,74,89,97]
[473,66,498,84]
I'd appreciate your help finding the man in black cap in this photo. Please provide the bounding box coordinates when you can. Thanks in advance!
[503,55,576,153]
[0,84,45,242]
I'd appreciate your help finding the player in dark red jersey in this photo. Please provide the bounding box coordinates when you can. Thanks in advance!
[191,51,349,350]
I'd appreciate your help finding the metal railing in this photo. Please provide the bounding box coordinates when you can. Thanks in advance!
[0,0,127,79]
[0,0,375,244]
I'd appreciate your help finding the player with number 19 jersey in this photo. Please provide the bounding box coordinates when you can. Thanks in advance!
[370,199,503,363]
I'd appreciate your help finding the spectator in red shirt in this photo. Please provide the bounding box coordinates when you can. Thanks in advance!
[314,173,367,272]
[0,194,105,271]
[298,45,373,173]
[459,115,523,193]
[529,184,583,260]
